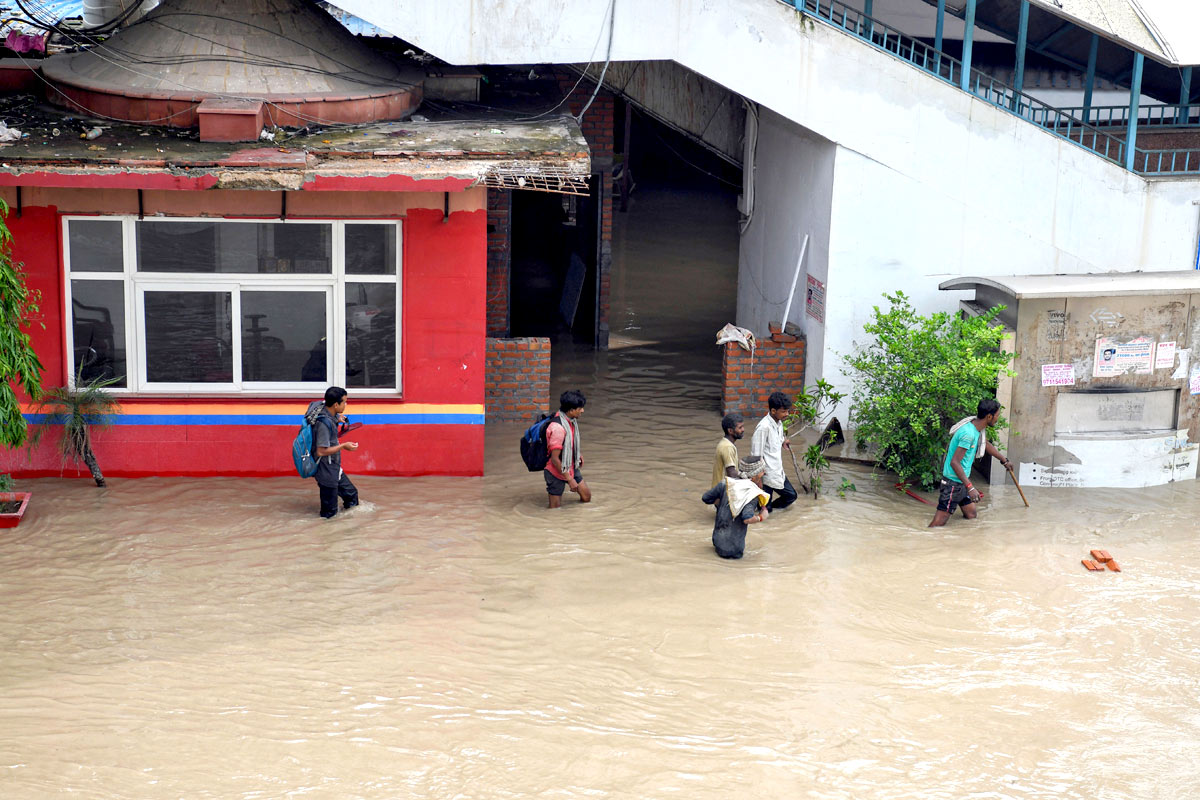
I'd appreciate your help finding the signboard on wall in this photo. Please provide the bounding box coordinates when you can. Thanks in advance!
[1041,363,1075,387]
[1155,341,1176,370]
[1093,336,1153,377]
[806,275,825,324]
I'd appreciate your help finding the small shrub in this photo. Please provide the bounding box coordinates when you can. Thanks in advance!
[783,379,845,498]
[29,376,122,487]
[0,198,44,449]
[843,291,1014,491]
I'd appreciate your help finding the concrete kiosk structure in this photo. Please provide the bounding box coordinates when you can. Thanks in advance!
[942,272,1200,489]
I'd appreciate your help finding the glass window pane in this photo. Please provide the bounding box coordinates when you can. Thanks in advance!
[68,219,123,272]
[242,291,328,383]
[137,221,332,273]
[346,224,397,275]
[71,280,126,387]
[144,291,232,383]
[345,283,396,388]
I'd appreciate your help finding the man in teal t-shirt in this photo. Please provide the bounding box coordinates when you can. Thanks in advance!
[929,398,1012,527]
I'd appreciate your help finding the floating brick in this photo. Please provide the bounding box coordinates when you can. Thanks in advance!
[1082,559,1104,571]
[1090,549,1113,562]
[1106,560,1121,572]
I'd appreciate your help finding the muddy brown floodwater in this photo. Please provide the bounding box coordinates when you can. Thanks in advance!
[4,186,1200,799]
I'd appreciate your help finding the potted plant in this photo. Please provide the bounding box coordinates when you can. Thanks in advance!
[0,473,31,528]
[29,376,122,487]
[1,197,44,523]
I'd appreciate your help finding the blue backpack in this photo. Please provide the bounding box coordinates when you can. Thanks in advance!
[293,414,336,478]
[519,414,555,472]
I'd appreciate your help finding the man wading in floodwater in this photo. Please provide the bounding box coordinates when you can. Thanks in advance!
[703,455,770,559]
[544,390,592,508]
[712,412,744,488]
[929,398,1012,527]
[750,392,798,512]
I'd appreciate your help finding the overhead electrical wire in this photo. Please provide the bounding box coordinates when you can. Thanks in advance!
[574,0,616,123]
[514,0,617,122]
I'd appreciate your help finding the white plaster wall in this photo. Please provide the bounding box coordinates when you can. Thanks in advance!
[736,108,835,382]
[820,137,1199,419]
[331,0,1200,413]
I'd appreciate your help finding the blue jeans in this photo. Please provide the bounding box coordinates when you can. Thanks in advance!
[766,477,798,511]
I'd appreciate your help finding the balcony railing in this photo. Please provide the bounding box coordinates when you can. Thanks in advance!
[786,0,1200,177]
[1057,104,1200,128]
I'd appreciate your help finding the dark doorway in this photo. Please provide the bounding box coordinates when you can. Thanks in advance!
[509,180,600,342]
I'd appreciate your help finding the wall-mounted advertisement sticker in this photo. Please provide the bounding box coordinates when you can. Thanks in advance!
[1155,340,1176,370]
[1191,363,1200,396]
[806,274,825,324]
[1093,335,1153,377]
[1040,363,1075,387]
[1173,348,1191,380]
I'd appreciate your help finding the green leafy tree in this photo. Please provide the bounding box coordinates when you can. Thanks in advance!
[0,198,44,450]
[29,377,122,487]
[843,291,1014,490]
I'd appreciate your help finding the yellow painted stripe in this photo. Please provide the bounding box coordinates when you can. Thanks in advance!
[21,401,485,415]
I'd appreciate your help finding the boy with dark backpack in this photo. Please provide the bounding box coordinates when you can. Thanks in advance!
[305,386,361,519]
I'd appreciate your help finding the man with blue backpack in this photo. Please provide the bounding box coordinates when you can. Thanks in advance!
[304,386,361,519]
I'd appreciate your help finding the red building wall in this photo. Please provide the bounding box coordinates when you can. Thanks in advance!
[2,189,487,478]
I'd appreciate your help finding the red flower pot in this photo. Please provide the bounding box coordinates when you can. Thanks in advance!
[0,492,31,528]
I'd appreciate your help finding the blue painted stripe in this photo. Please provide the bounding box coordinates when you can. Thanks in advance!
[23,413,485,426]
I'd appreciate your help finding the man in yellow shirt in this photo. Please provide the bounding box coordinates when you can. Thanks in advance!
[712,412,744,488]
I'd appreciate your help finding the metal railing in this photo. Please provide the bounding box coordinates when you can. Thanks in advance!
[787,0,1200,177]
[1138,149,1200,175]
[1056,104,1200,128]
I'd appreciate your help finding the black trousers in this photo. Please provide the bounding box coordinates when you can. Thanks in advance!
[766,477,798,511]
[318,473,359,518]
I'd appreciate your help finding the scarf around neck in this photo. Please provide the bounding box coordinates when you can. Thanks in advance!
[948,416,986,463]
[555,410,581,472]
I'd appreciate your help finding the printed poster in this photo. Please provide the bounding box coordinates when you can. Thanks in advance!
[1155,340,1176,370]
[1191,363,1200,396]
[806,274,825,324]
[1040,363,1075,387]
[1173,348,1191,380]
[1094,336,1154,377]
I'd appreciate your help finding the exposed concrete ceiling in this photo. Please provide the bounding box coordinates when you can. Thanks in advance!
[918,0,1197,102]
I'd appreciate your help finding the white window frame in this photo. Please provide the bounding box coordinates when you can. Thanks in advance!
[62,216,403,397]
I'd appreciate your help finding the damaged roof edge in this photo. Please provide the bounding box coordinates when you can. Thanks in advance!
[0,115,593,195]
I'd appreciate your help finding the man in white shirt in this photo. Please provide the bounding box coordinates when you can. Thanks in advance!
[750,391,797,511]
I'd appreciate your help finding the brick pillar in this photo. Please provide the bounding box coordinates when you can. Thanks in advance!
[721,332,808,416]
[555,70,615,348]
[485,337,552,422]
[486,188,512,337]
